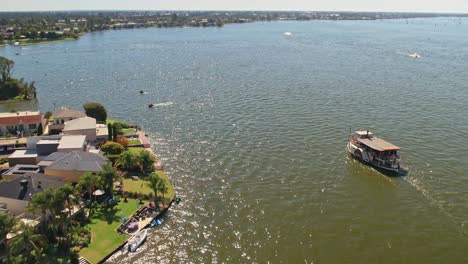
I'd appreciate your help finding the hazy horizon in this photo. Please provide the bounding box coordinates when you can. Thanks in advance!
[2,0,468,13]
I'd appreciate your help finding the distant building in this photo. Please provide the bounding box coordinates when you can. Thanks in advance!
[0,111,42,137]
[49,107,86,134]
[44,151,107,182]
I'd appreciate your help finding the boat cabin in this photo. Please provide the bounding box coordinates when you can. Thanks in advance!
[351,130,400,160]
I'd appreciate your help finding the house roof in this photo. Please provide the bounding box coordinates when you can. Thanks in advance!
[63,117,96,131]
[57,135,86,150]
[0,111,42,126]
[8,149,38,159]
[46,151,107,172]
[52,107,86,119]
[0,173,66,201]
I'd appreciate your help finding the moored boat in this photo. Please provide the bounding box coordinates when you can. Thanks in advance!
[347,130,401,173]
[127,228,148,252]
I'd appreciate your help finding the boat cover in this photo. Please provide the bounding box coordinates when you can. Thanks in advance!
[357,136,400,151]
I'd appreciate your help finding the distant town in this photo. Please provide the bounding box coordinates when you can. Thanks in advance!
[1,11,467,45]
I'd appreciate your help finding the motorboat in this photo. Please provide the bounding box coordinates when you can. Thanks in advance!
[347,130,401,173]
[127,228,147,252]
[407,52,421,58]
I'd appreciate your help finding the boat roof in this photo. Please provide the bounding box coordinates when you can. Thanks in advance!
[355,130,373,136]
[357,136,400,151]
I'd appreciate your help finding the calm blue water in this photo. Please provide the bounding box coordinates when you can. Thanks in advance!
[1,17,468,263]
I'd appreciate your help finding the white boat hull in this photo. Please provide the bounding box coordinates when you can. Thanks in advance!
[128,229,148,252]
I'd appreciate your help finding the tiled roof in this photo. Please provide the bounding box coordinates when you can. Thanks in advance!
[52,107,86,119]
[46,151,107,172]
[63,117,96,131]
[0,173,65,201]
[0,111,42,126]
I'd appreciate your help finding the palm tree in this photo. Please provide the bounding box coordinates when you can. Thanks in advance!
[28,189,55,235]
[99,162,119,198]
[157,179,168,208]
[146,173,161,204]
[77,172,102,203]
[0,212,15,252]
[139,150,155,173]
[9,222,46,263]
[117,150,138,171]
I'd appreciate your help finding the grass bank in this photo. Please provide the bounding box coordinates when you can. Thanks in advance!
[79,198,140,263]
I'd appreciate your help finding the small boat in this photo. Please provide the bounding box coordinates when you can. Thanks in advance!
[148,104,154,108]
[139,90,144,94]
[347,131,401,173]
[127,228,148,252]
[150,218,162,227]
[407,52,421,58]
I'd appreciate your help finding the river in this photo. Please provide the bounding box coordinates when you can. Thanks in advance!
[1,17,468,263]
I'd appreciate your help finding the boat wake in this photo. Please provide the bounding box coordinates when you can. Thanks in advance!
[151,102,175,107]
[397,51,421,58]
[283,32,292,36]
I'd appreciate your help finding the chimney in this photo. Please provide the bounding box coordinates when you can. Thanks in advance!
[20,179,28,189]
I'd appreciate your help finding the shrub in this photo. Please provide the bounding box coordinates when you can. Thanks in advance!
[116,135,129,147]
[101,141,124,155]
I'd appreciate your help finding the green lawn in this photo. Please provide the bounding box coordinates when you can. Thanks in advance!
[120,128,136,135]
[79,198,140,263]
[123,170,175,201]
[128,138,141,145]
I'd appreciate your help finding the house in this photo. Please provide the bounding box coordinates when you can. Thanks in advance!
[8,135,86,166]
[63,117,97,142]
[0,173,66,217]
[49,107,86,134]
[44,151,107,182]
[0,111,42,137]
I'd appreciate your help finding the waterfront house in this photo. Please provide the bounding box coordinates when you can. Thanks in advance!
[49,107,86,135]
[8,135,87,166]
[0,111,42,137]
[63,117,97,142]
[0,173,65,217]
[44,151,107,182]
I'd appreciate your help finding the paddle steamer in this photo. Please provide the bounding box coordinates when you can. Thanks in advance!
[347,131,401,173]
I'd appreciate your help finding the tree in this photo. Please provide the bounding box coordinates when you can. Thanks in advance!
[100,141,124,155]
[157,178,168,207]
[37,122,43,135]
[99,163,119,198]
[76,172,102,202]
[112,124,119,142]
[0,56,14,84]
[117,150,139,171]
[44,111,52,120]
[146,173,162,204]
[140,150,155,173]
[9,222,46,263]
[83,102,107,122]
[0,212,15,251]
[107,123,113,140]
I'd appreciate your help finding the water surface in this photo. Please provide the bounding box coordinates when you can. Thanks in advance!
[1,17,468,263]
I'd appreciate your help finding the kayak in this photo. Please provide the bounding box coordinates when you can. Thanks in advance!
[150,218,162,227]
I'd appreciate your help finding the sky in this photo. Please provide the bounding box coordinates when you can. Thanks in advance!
[1,0,467,13]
